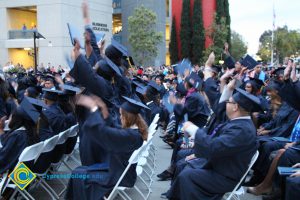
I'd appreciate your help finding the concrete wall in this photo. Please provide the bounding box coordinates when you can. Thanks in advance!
[0,0,112,69]
[121,0,166,66]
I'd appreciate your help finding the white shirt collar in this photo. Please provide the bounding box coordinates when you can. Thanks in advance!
[231,116,251,121]
[130,125,138,129]
[146,101,153,106]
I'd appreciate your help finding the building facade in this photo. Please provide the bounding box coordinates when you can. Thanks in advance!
[0,0,112,69]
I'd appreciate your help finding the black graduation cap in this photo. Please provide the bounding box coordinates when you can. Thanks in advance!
[176,82,187,97]
[121,96,149,114]
[265,81,282,91]
[249,77,265,89]
[272,67,285,76]
[186,72,203,89]
[111,38,129,57]
[42,88,63,101]
[224,56,236,69]
[61,84,81,96]
[148,81,161,92]
[232,88,262,112]
[146,80,161,97]
[104,57,122,76]
[26,96,47,112]
[136,86,147,95]
[19,97,42,123]
[132,78,147,88]
[241,55,258,69]
[211,65,222,74]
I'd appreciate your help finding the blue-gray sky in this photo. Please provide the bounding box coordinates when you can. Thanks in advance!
[229,0,300,55]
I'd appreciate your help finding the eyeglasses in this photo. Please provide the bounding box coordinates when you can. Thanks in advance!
[225,100,237,104]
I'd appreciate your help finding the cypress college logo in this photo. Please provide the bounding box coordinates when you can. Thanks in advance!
[9,163,36,190]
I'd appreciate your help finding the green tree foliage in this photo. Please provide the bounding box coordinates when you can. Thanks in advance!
[204,15,229,62]
[216,0,231,45]
[128,5,163,66]
[169,17,179,64]
[230,31,247,60]
[191,0,205,64]
[180,0,192,60]
[257,26,300,63]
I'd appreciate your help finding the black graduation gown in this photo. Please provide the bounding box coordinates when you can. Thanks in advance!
[69,54,111,102]
[174,92,210,128]
[5,98,17,117]
[0,97,7,118]
[145,101,162,126]
[167,118,257,200]
[70,54,120,125]
[42,103,69,135]
[285,177,300,200]
[203,77,220,111]
[279,80,300,112]
[261,102,299,137]
[115,74,132,103]
[66,111,144,200]
[85,25,101,66]
[0,130,28,174]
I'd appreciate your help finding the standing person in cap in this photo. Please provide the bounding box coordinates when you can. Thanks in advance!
[70,40,121,124]
[173,73,210,128]
[203,63,221,112]
[166,88,259,200]
[82,0,101,67]
[65,96,149,200]
[105,39,133,102]
[42,88,72,135]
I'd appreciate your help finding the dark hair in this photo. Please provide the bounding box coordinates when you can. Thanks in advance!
[245,81,258,95]
[120,108,148,141]
[0,81,9,101]
[8,108,39,145]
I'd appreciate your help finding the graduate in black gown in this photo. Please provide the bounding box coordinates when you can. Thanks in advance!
[65,95,149,200]
[166,88,259,200]
[174,73,210,128]
[42,89,72,136]
[0,97,42,174]
[144,81,163,125]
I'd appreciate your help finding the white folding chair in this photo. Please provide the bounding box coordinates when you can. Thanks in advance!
[223,151,259,200]
[6,142,45,200]
[105,143,148,200]
[62,125,80,170]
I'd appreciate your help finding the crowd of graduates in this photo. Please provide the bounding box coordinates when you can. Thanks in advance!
[0,1,300,200]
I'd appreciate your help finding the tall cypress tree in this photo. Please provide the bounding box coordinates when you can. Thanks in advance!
[216,0,231,45]
[169,17,179,64]
[180,0,192,60]
[224,0,231,45]
[191,0,205,64]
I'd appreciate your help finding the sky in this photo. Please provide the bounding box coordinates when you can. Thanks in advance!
[229,0,300,55]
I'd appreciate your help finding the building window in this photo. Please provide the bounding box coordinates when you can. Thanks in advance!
[113,0,121,9]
